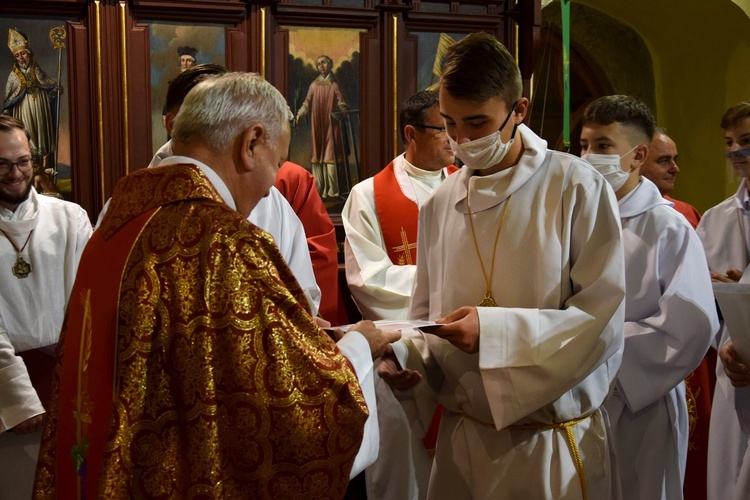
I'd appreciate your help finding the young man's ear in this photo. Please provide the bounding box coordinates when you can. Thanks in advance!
[632,144,649,168]
[512,97,530,124]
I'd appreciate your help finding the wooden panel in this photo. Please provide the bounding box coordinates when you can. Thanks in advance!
[0,0,87,17]
[129,0,247,24]
[123,13,153,174]
[67,21,97,217]
[93,0,128,208]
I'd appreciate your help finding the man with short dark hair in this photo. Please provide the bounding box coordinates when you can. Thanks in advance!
[344,90,455,321]
[580,95,717,500]
[33,73,398,497]
[342,90,455,499]
[0,115,91,498]
[380,33,626,498]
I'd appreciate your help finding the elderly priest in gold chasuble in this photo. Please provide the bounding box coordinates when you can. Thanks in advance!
[33,73,397,499]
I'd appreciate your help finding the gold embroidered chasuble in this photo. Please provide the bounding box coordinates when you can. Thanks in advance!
[33,164,368,499]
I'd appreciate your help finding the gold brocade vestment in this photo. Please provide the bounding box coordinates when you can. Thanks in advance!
[33,164,368,499]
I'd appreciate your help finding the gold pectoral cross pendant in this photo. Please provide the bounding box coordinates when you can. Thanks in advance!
[478,290,498,307]
[12,253,31,279]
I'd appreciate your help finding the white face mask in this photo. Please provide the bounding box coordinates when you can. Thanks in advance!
[448,104,518,171]
[582,146,637,192]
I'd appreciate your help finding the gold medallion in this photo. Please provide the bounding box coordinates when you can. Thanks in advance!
[478,290,498,307]
[12,254,31,279]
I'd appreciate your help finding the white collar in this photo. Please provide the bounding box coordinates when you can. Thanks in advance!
[734,179,750,211]
[0,187,40,236]
[157,156,236,210]
[618,177,671,219]
[402,155,445,181]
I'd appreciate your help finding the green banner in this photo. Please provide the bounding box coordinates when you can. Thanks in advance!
[561,0,571,151]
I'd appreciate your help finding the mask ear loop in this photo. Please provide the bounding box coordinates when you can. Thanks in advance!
[498,100,519,133]
[509,123,519,142]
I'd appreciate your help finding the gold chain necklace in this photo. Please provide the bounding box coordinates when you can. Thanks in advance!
[466,192,512,307]
[0,228,33,279]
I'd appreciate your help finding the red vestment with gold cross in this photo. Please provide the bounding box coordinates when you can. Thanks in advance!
[373,161,457,267]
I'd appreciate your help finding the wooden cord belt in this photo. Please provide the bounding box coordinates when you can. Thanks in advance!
[460,410,595,500]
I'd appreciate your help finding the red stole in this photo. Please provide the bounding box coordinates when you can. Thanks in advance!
[53,208,156,498]
[373,161,457,266]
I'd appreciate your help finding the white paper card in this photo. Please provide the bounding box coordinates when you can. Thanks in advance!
[714,282,750,361]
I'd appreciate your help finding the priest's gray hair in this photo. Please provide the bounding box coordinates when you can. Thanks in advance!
[172,72,293,153]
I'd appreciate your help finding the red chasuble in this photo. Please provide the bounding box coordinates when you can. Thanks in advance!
[373,162,457,267]
[275,161,345,324]
[33,164,368,499]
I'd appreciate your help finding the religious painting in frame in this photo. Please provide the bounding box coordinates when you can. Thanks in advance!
[0,17,72,199]
[285,26,365,211]
[414,31,467,92]
[148,22,226,155]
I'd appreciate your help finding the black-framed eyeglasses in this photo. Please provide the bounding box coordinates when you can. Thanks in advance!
[0,157,33,176]
[413,124,447,134]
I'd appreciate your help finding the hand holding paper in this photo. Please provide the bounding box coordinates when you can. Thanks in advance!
[719,341,750,388]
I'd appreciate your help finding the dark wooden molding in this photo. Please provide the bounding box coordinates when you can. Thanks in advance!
[358,21,386,180]
[124,14,153,174]
[226,13,252,71]
[67,20,96,218]
[0,0,87,18]
[514,0,540,82]
[92,0,127,208]
[129,0,248,24]
[272,3,381,28]
[374,0,413,13]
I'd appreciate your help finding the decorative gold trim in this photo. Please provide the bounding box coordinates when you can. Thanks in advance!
[114,206,161,395]
[392,14,398,159]
[529,73,534,105]
[119,2,129,175]
[95,0,105,205]
[514,21,519,64]
[74,287,93,498]
[260,7,266,78]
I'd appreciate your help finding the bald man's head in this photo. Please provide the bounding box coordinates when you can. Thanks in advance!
[642,132,679,195]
